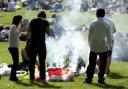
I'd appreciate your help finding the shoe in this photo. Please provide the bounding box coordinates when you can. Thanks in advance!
[9,77,19,81]
[83,79,92,84]
[98,80,106,84]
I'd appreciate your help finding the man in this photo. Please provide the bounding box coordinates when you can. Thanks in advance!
[104,12,116,74]
[84,8,112,84]
[28,11,52,84]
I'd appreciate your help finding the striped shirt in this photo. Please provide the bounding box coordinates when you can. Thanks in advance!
[8,25,20,48]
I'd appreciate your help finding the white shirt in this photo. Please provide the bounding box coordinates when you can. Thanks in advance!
[8,25,20,48]
[88,18,112,53]
[104,17,116,35]
[1,29,9,37]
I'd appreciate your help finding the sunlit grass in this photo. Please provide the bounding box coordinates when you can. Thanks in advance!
[0,8,128,89]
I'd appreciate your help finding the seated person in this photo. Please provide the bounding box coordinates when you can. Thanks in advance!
[47,13,56,25]
[52,15,64,38]
[1,26,10,40]
[0,24,4,41]
[48,15,64,38]
[50,1,64,12]
[21,39,38,66]
[7,0,15,11]
[21,39,30,66]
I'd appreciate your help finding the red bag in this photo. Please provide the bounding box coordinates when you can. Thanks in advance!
[48,68,62,76]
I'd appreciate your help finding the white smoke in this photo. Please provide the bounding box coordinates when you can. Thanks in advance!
[68,0,82,12]
[112,32,128,61]
[46,30,89,72]
[45,0,90,72]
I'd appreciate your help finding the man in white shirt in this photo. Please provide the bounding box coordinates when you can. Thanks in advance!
[84,8,112,84]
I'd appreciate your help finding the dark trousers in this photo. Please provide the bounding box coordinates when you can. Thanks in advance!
[8,48,19,78]
[29,43,46,80]
[86,51,107,81]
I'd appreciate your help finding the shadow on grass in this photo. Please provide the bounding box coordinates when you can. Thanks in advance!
[107,72,128,79]
[92,83,126,89]
[15,81,61,88]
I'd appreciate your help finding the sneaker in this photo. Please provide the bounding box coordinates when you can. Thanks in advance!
[98,80,106,84]
[83,79,92,84]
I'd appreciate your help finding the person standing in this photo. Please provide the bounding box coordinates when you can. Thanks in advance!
[96,12,116,74]
[8,15,23,81]
[84,8,112,84]
[104,13,116,74]
[28,11,52,84]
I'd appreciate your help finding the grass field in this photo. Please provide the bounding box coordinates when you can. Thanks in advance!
[0,8,128,89]
[0,42,128,89]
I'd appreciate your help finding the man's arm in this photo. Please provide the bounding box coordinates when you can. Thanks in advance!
[88,23,93,46]
[46,26,52,37]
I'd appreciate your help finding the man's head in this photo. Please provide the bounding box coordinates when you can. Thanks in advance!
[37,11,46,19]
[96,8,105,18]
[51,13,56,18]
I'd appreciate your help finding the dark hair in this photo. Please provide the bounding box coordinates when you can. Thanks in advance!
[37,11,46,19]
[96,8,105,17]
[12,15,22,26]
[51,13,56,18]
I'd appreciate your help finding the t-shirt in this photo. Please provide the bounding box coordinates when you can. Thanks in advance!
[8,25,20,48]
[88,18,112,52]
[29,17,49,44]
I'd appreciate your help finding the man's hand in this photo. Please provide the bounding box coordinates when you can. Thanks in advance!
[107,50,112,57]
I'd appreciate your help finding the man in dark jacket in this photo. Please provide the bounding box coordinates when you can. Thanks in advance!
[28,11,52,84]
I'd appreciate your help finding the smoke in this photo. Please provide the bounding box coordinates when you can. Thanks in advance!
[46,30,89,72]
[112,32,128,61]
[23,0,90,72]
[46,0,90,72]
[68,0,82,12]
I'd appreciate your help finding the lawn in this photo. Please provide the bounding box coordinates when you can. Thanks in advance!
[0,41,128,89]
[0,8,128,89]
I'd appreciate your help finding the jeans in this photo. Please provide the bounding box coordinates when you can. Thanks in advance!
[8,47,19,78]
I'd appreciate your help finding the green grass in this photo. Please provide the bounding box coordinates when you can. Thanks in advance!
[0,8,128,89]
[0,41,128,89]
[112,14,128,33]
[0,9,53,25]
